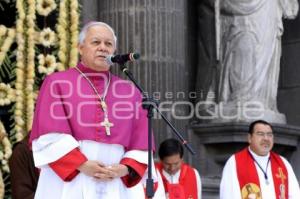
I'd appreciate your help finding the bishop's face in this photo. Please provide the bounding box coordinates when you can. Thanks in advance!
[78,25,116,71]
[248,123,274,156]
[162,153,183,175]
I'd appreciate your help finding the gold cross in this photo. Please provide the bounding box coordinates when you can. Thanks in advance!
[276,167,286,184]
[100,117,114,136]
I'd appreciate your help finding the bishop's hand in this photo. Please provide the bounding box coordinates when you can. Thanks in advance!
[105,164,129,178]
[77,160,113,181]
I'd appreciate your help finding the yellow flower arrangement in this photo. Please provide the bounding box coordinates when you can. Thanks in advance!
[38,54,57,74]
[0,121,12,173]
[0,25,7,47]
[0,83,15,106]
[26,0,36,132]
[14,0,26,140]
[56,0,68,71]
[39,27,56,47]
[36,0,57,16]
[56,0,79,69]
[0,27,16,65]
[0,25,6,37]
[69,0,79,67]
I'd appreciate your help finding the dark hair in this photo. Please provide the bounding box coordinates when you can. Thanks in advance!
[158,138,184,160]
[248,120,273,134]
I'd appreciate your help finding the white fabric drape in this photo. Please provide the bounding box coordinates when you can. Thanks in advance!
[32,134,166,199]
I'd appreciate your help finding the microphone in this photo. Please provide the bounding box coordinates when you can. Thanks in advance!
[106,53,140,65]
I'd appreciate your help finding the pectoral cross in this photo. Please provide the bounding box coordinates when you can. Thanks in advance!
[101,117,114,136]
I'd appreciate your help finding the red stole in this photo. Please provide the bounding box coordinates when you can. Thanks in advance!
[235,148,288,199]
[156,163,198,199]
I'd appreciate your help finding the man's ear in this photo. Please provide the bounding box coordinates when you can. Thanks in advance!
[78,43,83,55]
[247,134,251,144]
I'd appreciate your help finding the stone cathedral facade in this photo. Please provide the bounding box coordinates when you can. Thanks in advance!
[0,0,300,198]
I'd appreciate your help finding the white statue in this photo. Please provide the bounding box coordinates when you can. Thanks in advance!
[206,0,299,123]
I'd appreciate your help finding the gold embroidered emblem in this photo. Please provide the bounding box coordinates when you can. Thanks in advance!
[241,183,261,199]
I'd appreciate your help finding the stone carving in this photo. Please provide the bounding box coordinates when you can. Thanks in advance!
[204,0,299,123]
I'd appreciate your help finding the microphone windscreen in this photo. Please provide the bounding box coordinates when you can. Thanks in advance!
[105,55,114,65]
[131,53,140,60]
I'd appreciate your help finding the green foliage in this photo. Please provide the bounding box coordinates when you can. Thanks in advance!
[0,47,16,84]
[0,1,11,11]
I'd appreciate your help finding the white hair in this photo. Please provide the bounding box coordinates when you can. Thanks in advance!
[78,21,117,46]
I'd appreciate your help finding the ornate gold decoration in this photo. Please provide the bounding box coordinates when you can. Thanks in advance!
[241,183,261,199]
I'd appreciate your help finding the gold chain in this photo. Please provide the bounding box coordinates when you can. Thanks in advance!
[74,66,114,135]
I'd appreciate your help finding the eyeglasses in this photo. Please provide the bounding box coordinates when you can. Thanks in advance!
[254,132,274,138]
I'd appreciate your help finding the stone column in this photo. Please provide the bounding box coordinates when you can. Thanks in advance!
[80,0,99,25]
[96,0,190,145]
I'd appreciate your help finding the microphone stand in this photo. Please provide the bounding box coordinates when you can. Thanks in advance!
[118,63,195,198]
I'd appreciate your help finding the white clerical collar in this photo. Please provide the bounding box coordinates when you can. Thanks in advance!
[248,147,270,166]
[162,169,181,184]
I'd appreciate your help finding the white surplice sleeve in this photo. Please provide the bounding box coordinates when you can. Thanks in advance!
[281,157,300,199]
[32,133,79,167]
[220,155,242,199]
[193,168,202,199]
